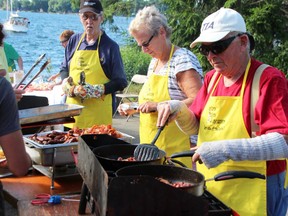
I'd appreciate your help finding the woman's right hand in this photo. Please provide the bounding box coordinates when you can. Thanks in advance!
[156,101,172,127]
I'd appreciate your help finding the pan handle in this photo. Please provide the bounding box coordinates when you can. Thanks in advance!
[164,158,188,167]
[170,150,195,158]
[206,171,266,182]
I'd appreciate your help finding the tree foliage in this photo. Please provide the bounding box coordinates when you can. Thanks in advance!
[161,0,288,74]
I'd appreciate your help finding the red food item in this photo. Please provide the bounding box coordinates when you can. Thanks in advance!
[71,124,123,138]
[28,125,123,145]
[157,177,194,188]
[117,157,136,161]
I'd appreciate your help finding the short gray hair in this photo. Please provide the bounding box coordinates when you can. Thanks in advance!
[129,5,172,38]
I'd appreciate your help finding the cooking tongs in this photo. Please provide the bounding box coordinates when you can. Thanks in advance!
[14,54,50,90]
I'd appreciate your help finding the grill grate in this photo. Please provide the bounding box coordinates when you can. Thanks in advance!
[202,190,232,215]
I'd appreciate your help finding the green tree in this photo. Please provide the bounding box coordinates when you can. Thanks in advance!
[20,0,32,11]
[161,0,288,74]
[48,0,72,13]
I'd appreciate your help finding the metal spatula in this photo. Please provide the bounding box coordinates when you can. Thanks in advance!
[134,125,165,161]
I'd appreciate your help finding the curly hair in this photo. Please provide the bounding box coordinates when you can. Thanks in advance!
[59,30,75,43]
[129,5,172,39]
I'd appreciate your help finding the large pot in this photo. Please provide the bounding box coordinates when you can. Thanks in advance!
[92,144,166,172]
[115,164,265,197]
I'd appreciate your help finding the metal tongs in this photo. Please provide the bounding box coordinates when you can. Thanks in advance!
[14,54,50,90]
[79,71,86,103]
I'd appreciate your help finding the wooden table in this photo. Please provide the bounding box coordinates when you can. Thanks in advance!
[1,169,93,216]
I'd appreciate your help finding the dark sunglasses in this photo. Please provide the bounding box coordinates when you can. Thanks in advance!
[81,13,100,21]
[199,34,243,56]
[141,34,154,47]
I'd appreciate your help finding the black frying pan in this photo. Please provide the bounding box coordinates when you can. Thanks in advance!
[92,144,166,172]
[115,164,265,196]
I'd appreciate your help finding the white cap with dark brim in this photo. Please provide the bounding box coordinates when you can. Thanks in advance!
[190,7,246,48]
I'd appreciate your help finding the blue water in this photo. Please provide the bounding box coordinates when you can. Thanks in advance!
[0,10,132,80]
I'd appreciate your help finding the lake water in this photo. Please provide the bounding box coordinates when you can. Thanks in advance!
[0,10,132,80]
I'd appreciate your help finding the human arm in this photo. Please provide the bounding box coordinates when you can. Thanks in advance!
[157,100,199,135]
[139,48,203,113]
[0,131,32,176]
[100,36,128,95]
[60,32,128,94]
[192,133,288,169]
[138,69,203,114]
[0,78,31,176]
[62,77,104,99]
[48,72,60,82]
[17,56,23,71]
[176,69,203,106]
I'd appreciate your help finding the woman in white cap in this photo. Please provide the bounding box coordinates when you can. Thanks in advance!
[118,5,203,167]
[157,7,288,216]
[61,0,128,129]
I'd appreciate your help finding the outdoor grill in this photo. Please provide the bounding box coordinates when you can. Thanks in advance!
[77,134,232,216]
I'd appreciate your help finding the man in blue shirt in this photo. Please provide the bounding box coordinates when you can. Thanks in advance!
[61,0,127,129]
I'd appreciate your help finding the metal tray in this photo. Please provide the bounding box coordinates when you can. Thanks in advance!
[19,104,84,125]
[25,143,77,166]
[24,131,78,166]
[23,131,78,148]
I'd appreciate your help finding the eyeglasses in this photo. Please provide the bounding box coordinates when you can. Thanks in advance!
[141,34,154,47]
[80,13,100,21]
[60,39,68,44]
[199,34,243,56]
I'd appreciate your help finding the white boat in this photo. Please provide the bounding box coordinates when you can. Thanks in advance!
[3,0,30,33]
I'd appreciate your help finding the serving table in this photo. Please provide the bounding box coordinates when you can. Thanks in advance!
[1,168,92,215]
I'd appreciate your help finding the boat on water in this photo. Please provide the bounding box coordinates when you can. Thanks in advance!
[3,0,30,33]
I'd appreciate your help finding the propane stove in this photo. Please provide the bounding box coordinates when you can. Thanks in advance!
[77,134,232,216]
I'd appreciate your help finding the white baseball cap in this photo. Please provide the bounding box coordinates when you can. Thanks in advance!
[190,8,246,48]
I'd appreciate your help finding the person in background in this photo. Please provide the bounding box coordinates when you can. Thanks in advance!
[48,30,75,83]
[4,42,23,73]
[61,0,127,129]
[118,5,203,167]
[0,25,10,82]
[156,8,288,215]
[0,23,25,101]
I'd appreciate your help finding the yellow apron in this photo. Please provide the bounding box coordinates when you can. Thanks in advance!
[197,60,267,216]
[139,45,191,167]
[65,33,112,129]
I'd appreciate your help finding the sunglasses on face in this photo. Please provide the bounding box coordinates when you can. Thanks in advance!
[80,13,100,21]
[199,34,243,56]
[141,34,154,47]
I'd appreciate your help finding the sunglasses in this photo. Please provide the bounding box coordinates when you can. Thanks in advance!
[80,13,100,21]
[199,34,243,56]
[141,34,154,47]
